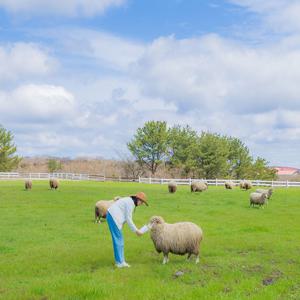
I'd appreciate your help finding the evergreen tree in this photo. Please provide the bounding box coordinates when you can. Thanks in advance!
[0,126,21,171]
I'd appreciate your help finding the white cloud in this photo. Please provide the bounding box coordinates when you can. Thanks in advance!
[229,0,300,33]
[133,34,300,115]
[0,84,76,122]
[46,29,144,71]
[0,43,56,82]
[0,0,126,17]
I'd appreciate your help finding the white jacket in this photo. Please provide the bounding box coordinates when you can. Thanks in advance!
[107,197,137,232]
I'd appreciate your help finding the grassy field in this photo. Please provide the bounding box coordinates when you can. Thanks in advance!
[0,180,299,300]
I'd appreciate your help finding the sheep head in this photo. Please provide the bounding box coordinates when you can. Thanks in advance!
[149,216,165,227]
[261,193,267,200]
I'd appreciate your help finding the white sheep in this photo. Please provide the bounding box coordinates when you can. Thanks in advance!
[49,179,59,190]
[256,188,273,199]
[191,181,208,192]
[168,181,177,193]
[240,180,252,190]
[250,192,267,208]
[95,196,120,223]
[149,216,203,264]
[225,181,234,189]
[25,179,32,190]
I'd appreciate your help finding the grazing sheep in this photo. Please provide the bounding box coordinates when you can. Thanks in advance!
[250,192,267,208]
[191,181,208,192]
[49,179,59,190]
[149,216,203,264]
[240,180,252,190]
[225,181,234,189]
[25,180,32,190]
[256,188,273,199]
[168,181,177,193]
[95,196,120,223]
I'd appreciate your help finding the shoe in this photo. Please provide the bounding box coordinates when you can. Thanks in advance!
[122,262,131,267]
[115,262,131,268]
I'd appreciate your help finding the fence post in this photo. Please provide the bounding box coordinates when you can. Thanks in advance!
[286,180,289,188]
[138,176,141,183]
[215,178,218,186]
[189,178,192,185]
[160,178,163,184]
[149,177,152,184]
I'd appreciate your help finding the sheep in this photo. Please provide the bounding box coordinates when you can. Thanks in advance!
[250,192,267,208]
[168,181,177,193]
[191,181,208,192]
[240,180,252,190]
[25,180,32,190]
[49,179,59,190]
[225,181,234,189]
[256,188,273,199]
[95,196,120,223]
[149,216,203,264]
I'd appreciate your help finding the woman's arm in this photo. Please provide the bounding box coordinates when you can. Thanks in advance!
[125,204,138,232]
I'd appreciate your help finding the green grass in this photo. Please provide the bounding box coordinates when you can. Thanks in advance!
[0,180,299,300]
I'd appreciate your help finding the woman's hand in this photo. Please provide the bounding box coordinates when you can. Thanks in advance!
[136,230,143,236]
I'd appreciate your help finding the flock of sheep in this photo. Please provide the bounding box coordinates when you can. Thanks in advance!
[24,177,273,264]
[170,179,273,208]
[94,179,274,264]
[24,179,59,190]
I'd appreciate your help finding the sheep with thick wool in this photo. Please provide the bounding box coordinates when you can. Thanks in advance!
[256,188,273,199]
[149,216,203,264]
[49,179,59,190]
[250,192,267,208]
[225,181,234,189]
[240,180,252,190]
[95,196,120,223]
[191,181,208,192]
[168,181,177,193]
[25,180,32,190]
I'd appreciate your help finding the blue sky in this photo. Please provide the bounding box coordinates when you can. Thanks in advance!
[1,0,300,167]
[0,1,250,41]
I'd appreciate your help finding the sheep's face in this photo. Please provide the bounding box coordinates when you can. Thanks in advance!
[261,193,267,200]
[149,216,164,227]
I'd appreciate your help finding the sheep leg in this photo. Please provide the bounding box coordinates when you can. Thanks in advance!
[195,255,200,264]
[162,254,169,264]
[187,253,192,261]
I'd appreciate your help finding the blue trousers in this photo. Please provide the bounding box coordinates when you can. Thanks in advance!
[107,212,124,264]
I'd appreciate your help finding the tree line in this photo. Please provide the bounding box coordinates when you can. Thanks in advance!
[127,121,277,180]
[1,123,277,180]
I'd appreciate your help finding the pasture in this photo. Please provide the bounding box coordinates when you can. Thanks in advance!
[0,180,299,300]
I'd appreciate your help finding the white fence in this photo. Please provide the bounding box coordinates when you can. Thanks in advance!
[0,172,140,182]
[0,172,299,187]
[138,177,300,188]
[0,172,106,181]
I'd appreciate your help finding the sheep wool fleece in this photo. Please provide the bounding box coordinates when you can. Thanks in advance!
[107,212,124,264]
